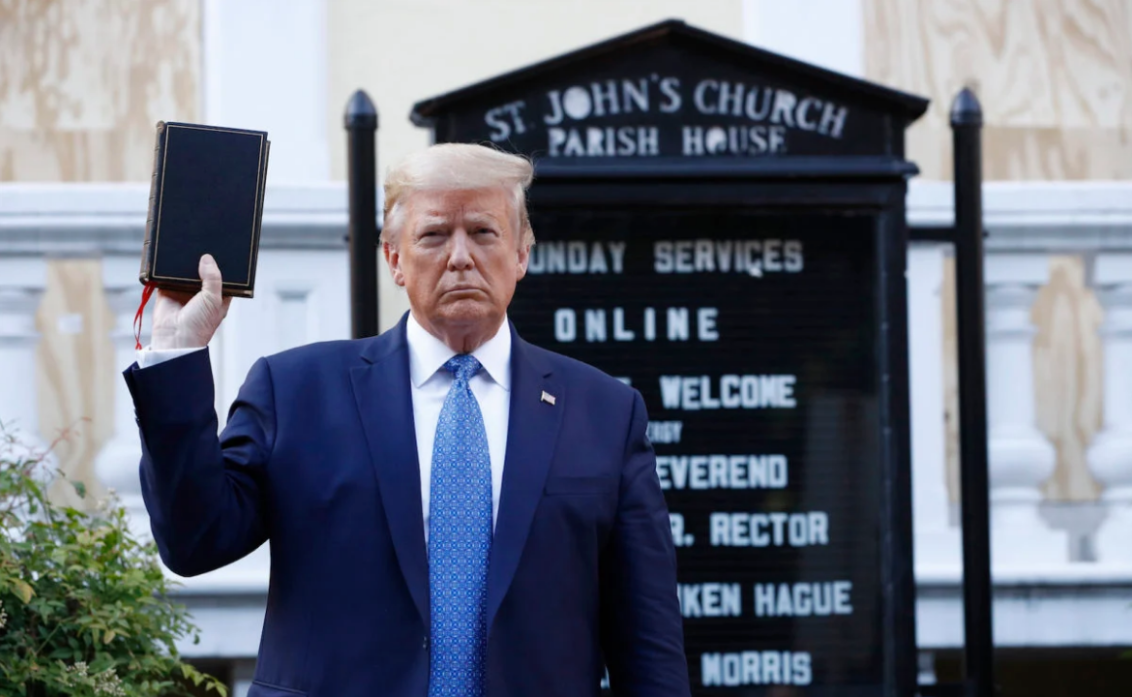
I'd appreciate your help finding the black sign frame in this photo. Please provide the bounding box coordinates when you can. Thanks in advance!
[409,19,928,697]
[528,167,916,697]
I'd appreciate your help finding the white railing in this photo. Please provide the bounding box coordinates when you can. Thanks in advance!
[908,181,1132,654]
[3,180,1132,656]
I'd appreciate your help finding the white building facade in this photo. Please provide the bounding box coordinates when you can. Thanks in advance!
[2,0,1131,694]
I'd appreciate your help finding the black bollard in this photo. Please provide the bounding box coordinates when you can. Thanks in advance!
[951,87,995,697]
[344,89,380,339]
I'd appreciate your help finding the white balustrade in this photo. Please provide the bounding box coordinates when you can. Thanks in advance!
[1088,253,1132,563]
[0,260,48,462]
[93,256,152,540]
[4,179,1132,659]
[984,253,1068,565]
[908,244,961,571]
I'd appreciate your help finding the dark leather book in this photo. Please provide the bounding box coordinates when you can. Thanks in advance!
[140,121,270,298]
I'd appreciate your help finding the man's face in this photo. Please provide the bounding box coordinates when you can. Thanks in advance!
[385,187,529,339]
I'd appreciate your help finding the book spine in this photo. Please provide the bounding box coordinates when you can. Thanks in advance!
[140,121,167,284]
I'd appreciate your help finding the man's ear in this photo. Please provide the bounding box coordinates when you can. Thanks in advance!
[515,245,530,281]
[515,234,531,282]
[384,241,406,287]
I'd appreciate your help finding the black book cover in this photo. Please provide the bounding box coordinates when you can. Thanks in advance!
[141,121,270,298]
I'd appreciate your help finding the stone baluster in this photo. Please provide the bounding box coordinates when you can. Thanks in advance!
[1088,253,1132,563]
[908,244,961,571]
[984,254,1067,565]
[0,280,48,460]
[93,259,151,540]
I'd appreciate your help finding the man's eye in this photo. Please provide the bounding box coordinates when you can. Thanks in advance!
[476,228,495,235]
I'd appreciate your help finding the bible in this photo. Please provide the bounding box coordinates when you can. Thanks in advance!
[140,121,270,298]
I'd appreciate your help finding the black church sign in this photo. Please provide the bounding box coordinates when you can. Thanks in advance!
[413,19,928,697]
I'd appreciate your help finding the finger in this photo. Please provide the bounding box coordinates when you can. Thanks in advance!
[220,295,233,320]
[199,254,224,298]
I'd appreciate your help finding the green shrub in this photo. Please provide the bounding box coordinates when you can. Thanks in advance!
[0,426,227,697]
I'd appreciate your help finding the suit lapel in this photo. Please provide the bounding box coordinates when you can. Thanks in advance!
[350,317,430,626]
[487,328,564,630]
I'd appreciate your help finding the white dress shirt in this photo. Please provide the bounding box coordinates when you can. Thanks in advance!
[406,313,510,539]
[136,313,512,541]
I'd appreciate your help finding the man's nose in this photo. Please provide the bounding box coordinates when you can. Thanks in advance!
[447,229,474,270]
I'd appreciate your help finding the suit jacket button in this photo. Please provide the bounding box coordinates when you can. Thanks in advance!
[423,636,429,650]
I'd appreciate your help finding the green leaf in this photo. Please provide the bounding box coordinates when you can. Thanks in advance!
[71,480,86,498]
[11,578,33,603]
[0,426,229,697]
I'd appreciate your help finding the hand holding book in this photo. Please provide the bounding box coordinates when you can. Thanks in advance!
[135,121,269,349]
[151,254,232,350]
[140,121,269,297]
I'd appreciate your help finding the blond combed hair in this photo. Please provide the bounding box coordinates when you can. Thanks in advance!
[382,143,535,247]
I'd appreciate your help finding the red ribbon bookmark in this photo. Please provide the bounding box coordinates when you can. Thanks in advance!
[134,283,157,350]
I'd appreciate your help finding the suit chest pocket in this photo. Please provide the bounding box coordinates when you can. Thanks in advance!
[539,475,618,543]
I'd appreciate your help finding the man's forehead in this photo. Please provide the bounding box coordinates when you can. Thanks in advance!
[408,188,513,222]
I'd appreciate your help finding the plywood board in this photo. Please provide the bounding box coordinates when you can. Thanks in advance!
[35,259,114,507]
[864,0,1132,179]
[0,0,200,182]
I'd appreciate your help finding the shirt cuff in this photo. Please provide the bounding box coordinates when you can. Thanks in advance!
[136,346,206,369]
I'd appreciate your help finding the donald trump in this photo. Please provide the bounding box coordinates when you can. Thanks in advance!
[125,143,690,696]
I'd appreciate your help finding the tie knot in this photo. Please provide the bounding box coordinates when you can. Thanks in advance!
[444,354,482,383]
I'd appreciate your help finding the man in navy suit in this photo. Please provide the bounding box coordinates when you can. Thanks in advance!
[126,143,689,697]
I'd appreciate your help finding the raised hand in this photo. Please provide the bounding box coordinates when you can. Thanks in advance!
[150,254,233,350]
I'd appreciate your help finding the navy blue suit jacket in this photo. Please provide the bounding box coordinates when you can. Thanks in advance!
[125,316,690,697]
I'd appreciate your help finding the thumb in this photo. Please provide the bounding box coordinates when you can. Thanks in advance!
[199,254,224,298]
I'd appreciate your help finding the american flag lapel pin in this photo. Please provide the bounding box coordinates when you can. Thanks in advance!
[540,390,556,406]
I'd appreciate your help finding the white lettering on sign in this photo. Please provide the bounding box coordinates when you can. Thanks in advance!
[480,74,852,158]
[682,124,787,155]
[484,99,528,142]
[669,513,694,547]
[654,239,804,276]
[709,512,829,547]
[646,420,684,444]
[679,583,742,618]
[547,126,660,157]
[543,78,679,123]
[553,308,719,343]
[753,581,853,617]
[687,81,847,137]
[658,375,797,410]
[701,651,813,686]
[527,241,626,274]
[656,454,788,490]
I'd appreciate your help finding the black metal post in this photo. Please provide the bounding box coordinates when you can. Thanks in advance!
[344,89,380,339]
[951,87,994,697]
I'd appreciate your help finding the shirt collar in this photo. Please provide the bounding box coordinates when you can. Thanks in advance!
[406,312,512,391]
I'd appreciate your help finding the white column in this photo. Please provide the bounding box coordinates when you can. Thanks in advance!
[908,244,961,572]
[985,254,1067,565]
[203,0,328,182]
[93,257,151,540]
[1088,253,1132,563]
[741,0,864,77]
[0,259,48,459]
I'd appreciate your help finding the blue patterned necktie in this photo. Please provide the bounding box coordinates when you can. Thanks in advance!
[428,354,492,697]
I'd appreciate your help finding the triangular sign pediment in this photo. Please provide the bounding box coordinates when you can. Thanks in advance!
[411,19,928,162]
